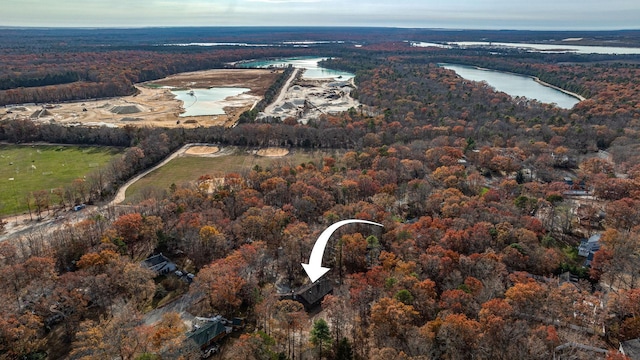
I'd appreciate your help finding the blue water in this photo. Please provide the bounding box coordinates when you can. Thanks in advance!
[172,88,250,117]
[239,57,355,80]
[440,64,581,109]
[447,42,640,55]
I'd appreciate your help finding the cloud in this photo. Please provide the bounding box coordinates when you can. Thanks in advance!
[1,0,638,29]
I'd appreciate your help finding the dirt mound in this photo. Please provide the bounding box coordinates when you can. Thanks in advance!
[110,105,143,114]
[256,148,289,157]
[185,146,220,155]
[30,109,53,119]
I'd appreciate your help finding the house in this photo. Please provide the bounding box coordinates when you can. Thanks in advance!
[279,278,333,311]
[578,234,601,258]
[620,339,640,360]
[186,318,229,350]
[142,253,177,276]
[584,251,598,267]
[553,342,608,360]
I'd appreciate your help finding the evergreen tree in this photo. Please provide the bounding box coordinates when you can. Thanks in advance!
[335,338,353,360]
[310,318,331,359]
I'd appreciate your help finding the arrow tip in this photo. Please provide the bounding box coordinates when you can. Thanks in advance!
[301,263,330,283]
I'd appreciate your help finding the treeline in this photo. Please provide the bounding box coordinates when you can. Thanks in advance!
[0,47,320,106]
[0,71,81,90]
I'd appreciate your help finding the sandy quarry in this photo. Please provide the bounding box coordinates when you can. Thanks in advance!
[1,66,361,128]
[258,69,360,124]
[1,69,281,128]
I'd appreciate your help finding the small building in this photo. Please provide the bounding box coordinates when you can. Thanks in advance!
[186,318,229,350]
[564,190,590,197]
[231,317,245,329]
[620,339,640,360]
[142,253,177,276]
[279,278,333,311]
[578,234,601,258]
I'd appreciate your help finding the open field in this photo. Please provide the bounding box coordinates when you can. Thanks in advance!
[125,147,339,202]
[0,69,281,129]
[0,145,122,216]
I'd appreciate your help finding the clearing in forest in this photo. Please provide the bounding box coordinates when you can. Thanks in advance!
[124,147,339,202]
[0,145,122,216]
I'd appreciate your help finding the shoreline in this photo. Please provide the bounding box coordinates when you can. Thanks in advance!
[532,77,586,101]
[441,63,586,103]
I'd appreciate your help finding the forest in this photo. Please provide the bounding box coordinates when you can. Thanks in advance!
[1,28,640,359]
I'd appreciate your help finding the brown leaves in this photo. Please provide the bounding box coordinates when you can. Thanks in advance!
[369,297,418,343]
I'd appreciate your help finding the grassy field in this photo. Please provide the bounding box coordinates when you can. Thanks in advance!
[0,145,122,216]
[125,148,340,202]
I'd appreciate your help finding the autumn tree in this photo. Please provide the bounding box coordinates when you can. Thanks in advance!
[111,213,163,259]
[592,229,640,289]
[69,304,144,360]
[0,312,46,358]
[76,249,156,310]
[273,300,307,360]
[190,242,266,316]
[369,297,418,349]
[421,313,481,360]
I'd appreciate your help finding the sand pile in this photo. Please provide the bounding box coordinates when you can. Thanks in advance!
[185,146,220,155]
[110,104,143,114]
[256,148,289,157]
[30,109,53,119]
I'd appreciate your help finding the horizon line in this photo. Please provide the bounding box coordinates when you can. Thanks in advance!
[1,25,640,32]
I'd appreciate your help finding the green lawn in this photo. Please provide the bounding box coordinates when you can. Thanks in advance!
[0,145,122,216]
[125,148,339,202]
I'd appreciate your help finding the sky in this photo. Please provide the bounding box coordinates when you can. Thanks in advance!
[2,0,639,30]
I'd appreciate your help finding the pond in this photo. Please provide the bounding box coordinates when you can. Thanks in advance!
[439,63,581,109]
[239,57,355,80]
[172,87,250,117]
[413,41,640,55]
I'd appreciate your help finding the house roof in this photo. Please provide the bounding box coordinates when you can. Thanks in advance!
[579,234,601,249]
[144,253,171,266]
[296,278,333,306]
[621,338,640,360]
[142,253,177,274]
[187,320,227,348]
[587,234,601,243]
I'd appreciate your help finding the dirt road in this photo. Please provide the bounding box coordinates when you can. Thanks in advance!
[110,143,233,205]
[110,144,191,205]
[263,68,299,115]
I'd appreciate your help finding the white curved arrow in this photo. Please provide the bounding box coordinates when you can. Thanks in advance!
[302,219,383,283]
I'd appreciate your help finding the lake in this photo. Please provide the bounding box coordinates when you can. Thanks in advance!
[415,41,640,55]
[439,64,581,109]
[172,88,250,117]
[239,57,355,80]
